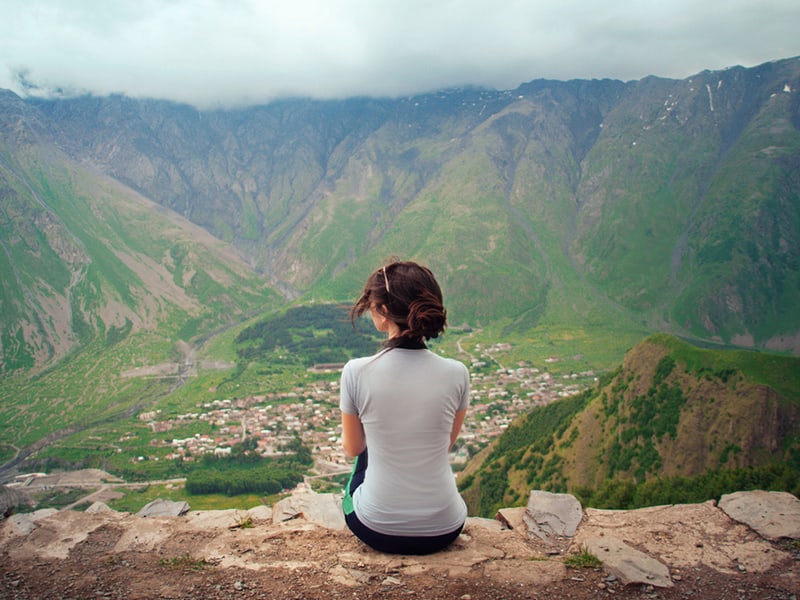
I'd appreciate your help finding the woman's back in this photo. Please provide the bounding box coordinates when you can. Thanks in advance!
[340,348,469,535]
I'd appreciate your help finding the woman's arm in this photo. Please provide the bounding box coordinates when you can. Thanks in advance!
[449,408,468,450]
[341,411,367,457]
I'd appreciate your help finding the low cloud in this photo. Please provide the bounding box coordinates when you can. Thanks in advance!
[1,0,798,108]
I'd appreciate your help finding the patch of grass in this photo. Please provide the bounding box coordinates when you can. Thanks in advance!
[783,539,800,553]
[235,515,255,529]
[564,546,602,569]
[105,483,186,513]
[310,473,350,494]
[652,333,800,402]
[158,553,209,571]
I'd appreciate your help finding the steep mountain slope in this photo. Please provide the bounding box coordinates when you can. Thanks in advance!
[0,90,280,374]
[15,58,799,355]
[571,61,800,351]
[459,334,800,516]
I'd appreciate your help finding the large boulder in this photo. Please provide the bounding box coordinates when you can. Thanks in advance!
[523,491,583,541]
[718,490,800,541]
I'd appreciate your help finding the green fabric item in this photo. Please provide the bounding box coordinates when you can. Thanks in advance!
[342,459,357,516]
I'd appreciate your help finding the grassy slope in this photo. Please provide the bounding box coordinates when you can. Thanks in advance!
[572,65,800,346]
[460,334,800,516]
[0,144,280,453]
[300,99,651,369]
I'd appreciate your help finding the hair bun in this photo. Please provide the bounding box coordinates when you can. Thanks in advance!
[407,291,447,340]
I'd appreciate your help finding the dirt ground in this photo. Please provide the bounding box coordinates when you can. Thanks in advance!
[1,520,798,600]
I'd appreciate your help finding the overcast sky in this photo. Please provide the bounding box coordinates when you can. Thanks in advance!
[2,0,798,109]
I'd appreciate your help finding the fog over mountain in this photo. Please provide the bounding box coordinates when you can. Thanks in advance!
[2,0,798,107]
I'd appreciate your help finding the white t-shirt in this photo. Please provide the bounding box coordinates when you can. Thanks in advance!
[339,348,470,536]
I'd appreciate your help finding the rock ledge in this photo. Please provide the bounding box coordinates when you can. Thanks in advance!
[1,488,798,598]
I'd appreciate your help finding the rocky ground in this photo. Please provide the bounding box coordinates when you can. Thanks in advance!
[1,487,799,600]
[0,526,797,600]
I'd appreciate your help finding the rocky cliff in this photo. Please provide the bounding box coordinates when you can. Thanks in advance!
[2,486,798,599]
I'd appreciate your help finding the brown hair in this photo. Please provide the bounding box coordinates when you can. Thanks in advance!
[351,259,447,349]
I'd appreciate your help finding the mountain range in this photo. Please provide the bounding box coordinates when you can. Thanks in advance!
[2,56,799,379]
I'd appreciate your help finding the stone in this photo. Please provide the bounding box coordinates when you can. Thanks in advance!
[524,491,583,540]
[4,514,37,535]
[465,516,505,532]
[585,534,673,588]
[137,498,190,518]
[495,507,526,530]
[718,490,800,541]
[574,501,786,575]
[85,501,116,514]
[272,488,345,530]
[4,510,123,560]
[247,504,273,522]
[28,508,59,521]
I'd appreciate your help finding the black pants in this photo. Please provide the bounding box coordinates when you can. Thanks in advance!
[343,450,464,555]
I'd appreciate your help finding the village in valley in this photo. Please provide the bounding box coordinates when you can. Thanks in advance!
[138,342,598,484]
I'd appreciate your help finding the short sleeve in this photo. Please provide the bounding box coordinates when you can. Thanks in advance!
[339,360,359,415]
[457,362,470,412]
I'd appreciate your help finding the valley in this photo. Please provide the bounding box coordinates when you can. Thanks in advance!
[122,334,595,476]
[6,322,797,519]
[5,330,598,513]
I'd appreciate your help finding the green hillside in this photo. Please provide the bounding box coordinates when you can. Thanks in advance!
[572,66,800,346]
[459,334,800,516]
[0,135,281,458]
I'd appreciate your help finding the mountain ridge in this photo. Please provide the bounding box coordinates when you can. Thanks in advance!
[459,334,800,517]
[2,59,799,373]
[16,61,800,342]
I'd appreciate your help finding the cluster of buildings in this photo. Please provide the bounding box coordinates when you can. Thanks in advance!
[138,343,597,480]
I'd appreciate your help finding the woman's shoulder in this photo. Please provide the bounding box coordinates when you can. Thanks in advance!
[426,351,469,375]
[343,351,386,372]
